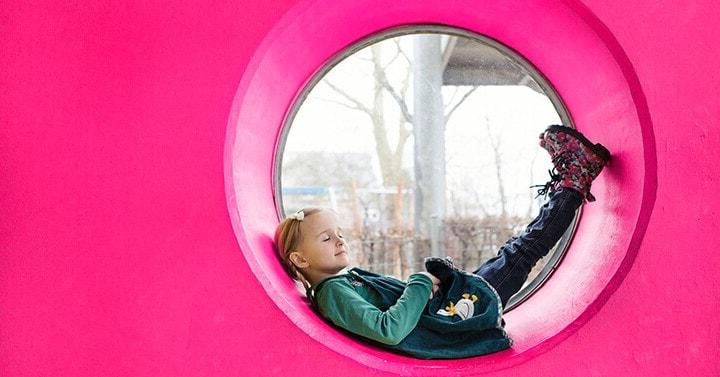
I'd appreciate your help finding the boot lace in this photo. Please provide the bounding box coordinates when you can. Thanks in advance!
[531,168,562,199]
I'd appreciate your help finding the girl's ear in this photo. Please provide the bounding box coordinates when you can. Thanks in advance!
[289,251,309,269]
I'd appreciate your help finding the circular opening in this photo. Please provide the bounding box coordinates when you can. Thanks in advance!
[225,1,654,373]
[275,25,579,311]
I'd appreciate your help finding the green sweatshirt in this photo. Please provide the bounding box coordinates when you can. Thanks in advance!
[316,271,433,345]
[312,268,512,359]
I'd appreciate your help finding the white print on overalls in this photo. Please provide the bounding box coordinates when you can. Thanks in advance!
[436,293,478,320]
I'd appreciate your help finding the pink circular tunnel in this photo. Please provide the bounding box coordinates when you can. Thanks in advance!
[2,1,718,376]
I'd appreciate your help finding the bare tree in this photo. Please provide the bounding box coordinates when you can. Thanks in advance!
[483,116,507,219]
[311,37,480,277]
[320,40,476,189]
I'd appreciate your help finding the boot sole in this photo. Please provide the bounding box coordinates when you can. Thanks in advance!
[543,125,611,162]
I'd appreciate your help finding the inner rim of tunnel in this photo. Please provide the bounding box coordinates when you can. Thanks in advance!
[272,25,581,311]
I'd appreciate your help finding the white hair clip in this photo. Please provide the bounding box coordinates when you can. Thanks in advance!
[287,210,304,221]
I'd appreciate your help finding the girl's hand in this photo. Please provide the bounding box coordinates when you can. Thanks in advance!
[417,272,441,299]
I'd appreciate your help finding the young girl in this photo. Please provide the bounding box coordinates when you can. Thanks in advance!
[274,125,610,359]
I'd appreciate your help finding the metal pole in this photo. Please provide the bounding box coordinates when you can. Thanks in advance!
[413,35,445,257]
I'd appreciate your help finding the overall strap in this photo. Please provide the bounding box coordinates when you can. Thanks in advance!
[305,285,319,309]
[306,274,348,310]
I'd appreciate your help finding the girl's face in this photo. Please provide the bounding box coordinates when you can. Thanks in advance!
[293,210,350,279]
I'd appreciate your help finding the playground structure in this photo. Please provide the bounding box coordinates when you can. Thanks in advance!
[2,1,718,376]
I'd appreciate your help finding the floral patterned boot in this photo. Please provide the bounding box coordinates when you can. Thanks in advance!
[536,125,611,202]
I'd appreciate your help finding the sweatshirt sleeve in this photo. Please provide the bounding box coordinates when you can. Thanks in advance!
[316,273,433,345]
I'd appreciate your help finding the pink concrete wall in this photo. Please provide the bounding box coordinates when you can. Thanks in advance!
[1,1,718,376]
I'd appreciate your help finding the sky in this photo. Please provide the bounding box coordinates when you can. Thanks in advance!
[281,33,563,219]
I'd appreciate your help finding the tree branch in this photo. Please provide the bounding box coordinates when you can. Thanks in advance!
[324,80,372,114]
[395,39,412,65]
[445,86,479,123]
[484,117,507,218]
[376,72,413,123]
[445,86,460,108]
[383,40,403,69]
[314,97,365,113]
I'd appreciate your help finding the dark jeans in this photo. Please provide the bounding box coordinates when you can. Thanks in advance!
[472,188,583,307]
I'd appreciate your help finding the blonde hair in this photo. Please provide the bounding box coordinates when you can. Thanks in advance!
[274,207,324,289]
